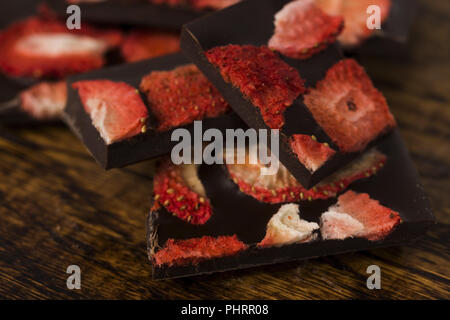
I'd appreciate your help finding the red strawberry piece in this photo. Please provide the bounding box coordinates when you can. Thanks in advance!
[153,160,213,225]
[316,0,392,46]
[289,134,336,172]
[320,210,364,240]
[226,147,386,204]
[259,204,319,247]
[320,190,401,241]
[120,29,180,63]
[72,80,148,145]
[303,59,396,153]
[0,17,122,78]
[19,80,67,120]
[140,64,230,132]
[206,45,305,129]
[268,0,344,59]
[153,235,247,267]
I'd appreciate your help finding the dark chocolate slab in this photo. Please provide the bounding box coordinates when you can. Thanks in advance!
[0,74,29,124]
[46,0,209,30]
[181,0,395,188]
[0,105,35,125]
[63,53,246,169]
[148,129,435,279]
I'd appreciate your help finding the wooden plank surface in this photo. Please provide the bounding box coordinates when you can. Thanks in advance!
[0,0,449,299]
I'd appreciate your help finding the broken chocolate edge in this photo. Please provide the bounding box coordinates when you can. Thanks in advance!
[151,131,430,248]
[149,221,432,280]
[63,53,246,169]
[147,129,435,279]
[180,27,394,188]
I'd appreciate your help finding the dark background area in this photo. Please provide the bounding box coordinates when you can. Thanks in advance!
[0,0,448,299]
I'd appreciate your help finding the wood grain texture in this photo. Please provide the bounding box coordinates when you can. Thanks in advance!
[0,0,449,299]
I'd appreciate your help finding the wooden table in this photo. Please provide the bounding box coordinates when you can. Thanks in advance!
[0,0,449,299]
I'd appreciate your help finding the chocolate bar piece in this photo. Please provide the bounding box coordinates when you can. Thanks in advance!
[46,0,209,30]
[63,53,245,169]
[147,129,434,279]
[0,74,32,124]
[181,0,396,188]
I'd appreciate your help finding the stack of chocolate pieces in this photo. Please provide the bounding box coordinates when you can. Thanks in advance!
[59,0,433,279]
[64,53,244,168]
[0,0,417,124]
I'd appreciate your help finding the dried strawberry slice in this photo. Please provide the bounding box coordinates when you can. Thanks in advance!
[259,204,319,247]
[206,45,305,129]
[320,190,401,241]
[227,148,387,204]
[153,161,213,225]
[289,134,336,172]
[72,80,148,145]
[316,0,392,46]
[140,64,230,132]
[153,235,247,267]
[120,29,180,63]
[0,17,122,78]
[303,59,396,153]
[268,0,344,59]
[19,80,67,120]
